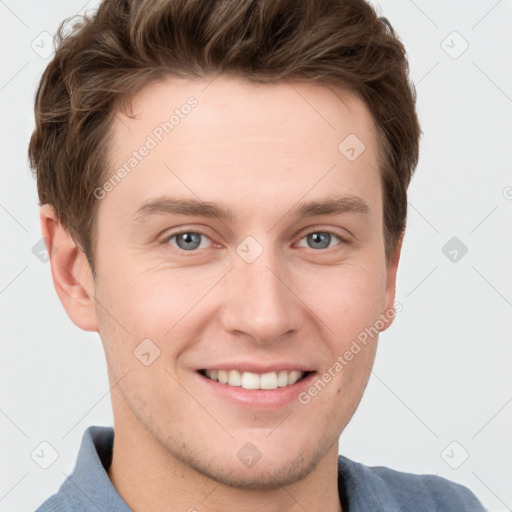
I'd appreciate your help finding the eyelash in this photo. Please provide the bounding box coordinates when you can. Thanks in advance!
[161,228,351,254]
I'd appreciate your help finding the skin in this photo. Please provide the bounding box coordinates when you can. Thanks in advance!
[41,75,402,512]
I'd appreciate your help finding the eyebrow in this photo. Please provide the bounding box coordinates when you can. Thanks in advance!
[132,194,370,223]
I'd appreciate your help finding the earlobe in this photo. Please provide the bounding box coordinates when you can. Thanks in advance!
[40,205,99,332]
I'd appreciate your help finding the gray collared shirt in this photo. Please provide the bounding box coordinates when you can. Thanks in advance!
[34,425,486,511]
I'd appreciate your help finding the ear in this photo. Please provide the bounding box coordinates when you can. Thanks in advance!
[380,233,403,332]
[40,204,99,332]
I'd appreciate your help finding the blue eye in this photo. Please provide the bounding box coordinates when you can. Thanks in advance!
[166,231,211,251]
[297,231,343,250]
[163,230,346,253]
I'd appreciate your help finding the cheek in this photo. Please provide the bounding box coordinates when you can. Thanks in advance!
[302,262,387,341]
[95,239,387,364]
[94,261,223,355]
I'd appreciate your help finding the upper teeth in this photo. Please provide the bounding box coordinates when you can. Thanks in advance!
[204,369,305,390]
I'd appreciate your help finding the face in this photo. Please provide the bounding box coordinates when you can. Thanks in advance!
[88,76,400,488]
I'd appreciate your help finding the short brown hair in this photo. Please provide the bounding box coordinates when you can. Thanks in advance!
[28,0,420,276]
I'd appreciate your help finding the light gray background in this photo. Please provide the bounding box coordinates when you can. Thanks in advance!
[1,1,511,511]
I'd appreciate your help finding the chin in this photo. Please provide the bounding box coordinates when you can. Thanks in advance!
[168,434,334,490]
[195,453,318,489]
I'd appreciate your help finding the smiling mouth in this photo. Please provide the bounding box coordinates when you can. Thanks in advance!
[198,369,312,390]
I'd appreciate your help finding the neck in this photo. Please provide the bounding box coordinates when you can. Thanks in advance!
[107,408,343,512]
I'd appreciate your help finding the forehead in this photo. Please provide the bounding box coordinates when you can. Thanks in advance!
[103,75,382,223]
[116,75,378,150]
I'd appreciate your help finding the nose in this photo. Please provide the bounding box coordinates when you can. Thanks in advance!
[218,241,302,344]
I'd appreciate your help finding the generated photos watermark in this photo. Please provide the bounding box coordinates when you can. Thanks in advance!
[93,96,198,200]
[298,301,403,405]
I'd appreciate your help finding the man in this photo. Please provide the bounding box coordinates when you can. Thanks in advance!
[29,0,485,510]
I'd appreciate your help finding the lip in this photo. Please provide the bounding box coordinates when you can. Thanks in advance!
[196,369,316,410]
[197,362,314,374]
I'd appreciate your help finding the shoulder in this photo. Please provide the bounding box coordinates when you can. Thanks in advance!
[33,493,74,512]
[338,455,486,511]
[32,425,117,512]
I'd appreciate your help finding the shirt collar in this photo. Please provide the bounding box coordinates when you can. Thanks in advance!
[58,425,131,511]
